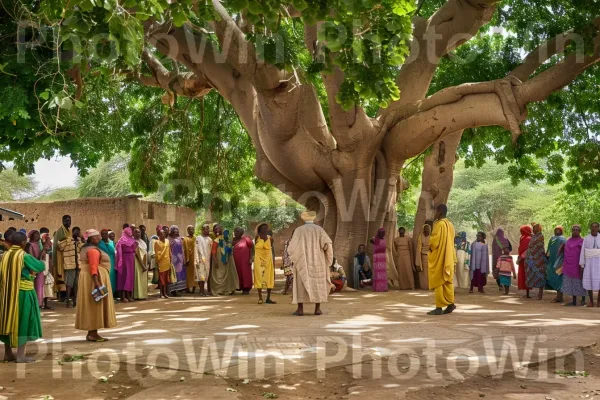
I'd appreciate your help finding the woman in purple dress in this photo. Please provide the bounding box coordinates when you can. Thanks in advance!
[370,228,388,292]
[116,227,138,303]
[560,225,587,306]
[168,225,186,295]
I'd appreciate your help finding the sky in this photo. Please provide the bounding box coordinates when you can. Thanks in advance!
[33,156,79,190]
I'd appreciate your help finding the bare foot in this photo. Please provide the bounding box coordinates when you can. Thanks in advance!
[292,310,304,316]
[3,354,16,362]
[314,309,323,315]
[587,302,594,307]
[121,298,129,303]
[16,356,35,363]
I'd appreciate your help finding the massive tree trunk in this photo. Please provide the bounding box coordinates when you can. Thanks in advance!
[412,131,463,246]
[137,1,600,286]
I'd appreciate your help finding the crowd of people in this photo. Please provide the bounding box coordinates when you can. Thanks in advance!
[1,204,600,362]
[352,205,600,313]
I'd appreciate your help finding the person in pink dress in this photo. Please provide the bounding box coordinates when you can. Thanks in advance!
[370,228,388,292]
[116,227,138,303]
[232,227,254,294]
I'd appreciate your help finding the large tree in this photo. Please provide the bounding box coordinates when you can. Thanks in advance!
[2,0,600,280]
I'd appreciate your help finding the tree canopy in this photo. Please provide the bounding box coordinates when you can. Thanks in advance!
[2,0,600,270]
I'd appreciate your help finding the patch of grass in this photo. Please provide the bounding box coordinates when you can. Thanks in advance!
[555,370,588,377]
[58,354,86,365]
[262,393,279,399]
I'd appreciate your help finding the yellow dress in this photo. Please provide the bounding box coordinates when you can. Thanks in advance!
[154,240,171,273]
[254,237,275,289]
[428,218,457,308]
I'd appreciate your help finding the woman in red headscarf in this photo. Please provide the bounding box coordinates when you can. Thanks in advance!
[517,225,533,298]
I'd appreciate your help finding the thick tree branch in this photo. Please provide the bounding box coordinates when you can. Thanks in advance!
[145,22,259,130]
[139,49,212,97]
[394,0,500,106]
[210,0,286,90]
[510,17,600,81]
[510,30,577,81]
[384,15,600,166]
[516,43,600,104]
[304,22,374,151]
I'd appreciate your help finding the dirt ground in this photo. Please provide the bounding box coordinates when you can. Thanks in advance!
[1,284,599,399]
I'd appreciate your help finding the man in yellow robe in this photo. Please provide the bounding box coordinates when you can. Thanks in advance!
[428,204,457,315]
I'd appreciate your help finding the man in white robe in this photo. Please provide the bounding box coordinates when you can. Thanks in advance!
[580,222,600,307]
[195,224,213,297]
[288,211,334,316]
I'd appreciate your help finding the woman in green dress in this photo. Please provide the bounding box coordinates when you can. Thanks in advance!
[0,231,45,363]
[546,226,567,303]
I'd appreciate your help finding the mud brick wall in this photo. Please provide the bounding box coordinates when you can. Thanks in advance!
[0,197,196,235]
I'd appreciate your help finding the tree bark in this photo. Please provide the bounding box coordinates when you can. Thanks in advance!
[412,131,463,288]
[135,4,600,283]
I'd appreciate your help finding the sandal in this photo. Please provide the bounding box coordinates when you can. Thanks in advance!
[86,336,107,342]
[258,299,263,304]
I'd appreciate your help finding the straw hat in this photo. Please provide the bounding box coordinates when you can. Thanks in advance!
[301,211,317,222]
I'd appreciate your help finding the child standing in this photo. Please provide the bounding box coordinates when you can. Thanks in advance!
[497,247,517,295]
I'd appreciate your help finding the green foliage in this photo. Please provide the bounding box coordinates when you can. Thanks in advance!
[552,191,600,234]
[220,187,303,232]
[447,160,559,244]
[35,187,80,201]
[127,91,261,210]
[0,169,37,201]
[78,153,132,197]
[426,3,600,192]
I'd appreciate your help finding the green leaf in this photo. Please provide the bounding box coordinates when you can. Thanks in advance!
[60,97,73,110]
[292,0,308,11]
[39,91,50,101]
[172,9,188,27]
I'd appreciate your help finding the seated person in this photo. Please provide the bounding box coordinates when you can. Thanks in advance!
[358,261,372,288]
[330,258,347,293]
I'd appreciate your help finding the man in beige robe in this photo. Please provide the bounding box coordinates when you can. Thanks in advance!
[393,227,415,289]
[415,224,432,290]
[288,211,333,316]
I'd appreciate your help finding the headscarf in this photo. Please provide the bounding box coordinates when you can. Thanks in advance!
[492,228,510,268]
[156,225,162,233]
[27,229,41,258]
[84,229,101,240]
[518,225,533,259]
[454,231,467,249]
[18,228,26,234]
[218,229,233,264]
[554,225,564,235]
[116,227,137,271]
[170,225,179,232]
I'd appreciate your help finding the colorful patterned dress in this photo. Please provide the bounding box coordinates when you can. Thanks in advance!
[525,232,546,288]
[168,236,186,293]
[372,230,388,292]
